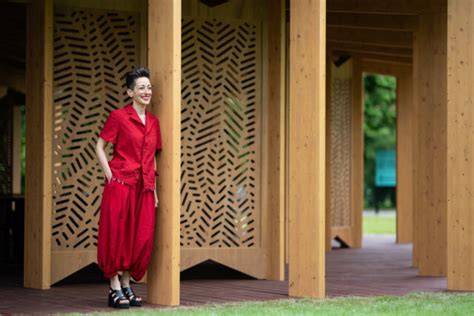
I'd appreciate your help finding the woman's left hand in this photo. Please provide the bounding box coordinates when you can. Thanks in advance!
[154,190,159,208]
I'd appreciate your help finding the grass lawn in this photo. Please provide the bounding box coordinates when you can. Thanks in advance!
[78,292,474,316]
[363,213,396,235]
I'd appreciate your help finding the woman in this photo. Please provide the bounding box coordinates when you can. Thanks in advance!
[95,67,161,309]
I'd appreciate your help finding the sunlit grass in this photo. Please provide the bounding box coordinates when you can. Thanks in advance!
[75,292,474,316]
[363,212,396,235]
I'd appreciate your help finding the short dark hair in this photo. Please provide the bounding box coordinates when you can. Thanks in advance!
[126,67,150,89]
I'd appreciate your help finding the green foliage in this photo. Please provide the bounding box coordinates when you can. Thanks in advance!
[363,74,397,208]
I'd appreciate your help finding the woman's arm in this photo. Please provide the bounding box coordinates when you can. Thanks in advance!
[154,156,159,207]
[96,137,113,181]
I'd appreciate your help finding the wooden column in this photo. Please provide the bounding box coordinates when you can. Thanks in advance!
[147,0,181,306]
[414,11,447,276]
[351,58,363,248]
[12,106,22,194]
[24,0,53,289]
[396,71,413,243]
[265,0,285,280]
[325,48,333,252]
[288,0,326,298]
[447,0,474,290]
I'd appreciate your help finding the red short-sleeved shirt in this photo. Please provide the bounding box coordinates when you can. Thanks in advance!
[99,103,162,190]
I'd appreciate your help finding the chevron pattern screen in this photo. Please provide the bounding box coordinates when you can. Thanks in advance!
[180,18,262,248]
[329,78,352,227]
[51,8,140,251]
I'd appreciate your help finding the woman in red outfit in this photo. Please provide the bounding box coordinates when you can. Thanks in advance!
[95,67,161,309]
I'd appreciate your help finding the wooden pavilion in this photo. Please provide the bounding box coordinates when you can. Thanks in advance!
[0,0,472,307]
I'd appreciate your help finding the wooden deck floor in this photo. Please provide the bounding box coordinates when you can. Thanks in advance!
[0,236,447,314]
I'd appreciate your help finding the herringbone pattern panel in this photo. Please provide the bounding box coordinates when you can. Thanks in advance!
[181,18,261,248]
[330,78,352,227]
[51,8,139,250]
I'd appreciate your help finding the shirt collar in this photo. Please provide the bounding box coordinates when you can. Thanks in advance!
[125,103,149,126]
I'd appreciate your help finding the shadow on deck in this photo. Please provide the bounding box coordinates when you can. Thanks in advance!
[0,236,446,314]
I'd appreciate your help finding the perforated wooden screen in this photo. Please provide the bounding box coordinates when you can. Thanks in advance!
[51,7,141,284]
[329,65,352,228]
[180,17,263,275]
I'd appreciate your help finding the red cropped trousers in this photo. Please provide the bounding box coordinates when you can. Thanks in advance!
[97,176,155,281]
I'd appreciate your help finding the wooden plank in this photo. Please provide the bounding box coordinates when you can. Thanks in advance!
[447,0,474,291]
[325,48,333,252]
[264,0,285,280]
[288,0,325,298]
[396,71,413,244]
[327,12,417,31]
[412,36,420,268]
[147,0,181,306]
[24,0,53,290]
[335,51,412,65]
[415,12,447,276]
[331,226,354,246]
[327,0,446,15]
[351,58,363,248]
[328,27,413,49]
[329,41,412,58]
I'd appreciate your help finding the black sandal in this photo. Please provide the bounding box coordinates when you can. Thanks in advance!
[108,287,130,309]
[122,286,142,307]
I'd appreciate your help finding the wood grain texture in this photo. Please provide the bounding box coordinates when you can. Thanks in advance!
[358,60,413,245]
[351,58,363,248]
[415,12,447,276]
[50,5,143,285]
[447,0,474,291]
[265,0,285,280]
[147,0,181,306]
[288,0,326,298]
[24,0,53,289]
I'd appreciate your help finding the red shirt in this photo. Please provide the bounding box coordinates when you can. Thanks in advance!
[99,104,162,190]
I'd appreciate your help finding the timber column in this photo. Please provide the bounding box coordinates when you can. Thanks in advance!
[447,0,474,291]
[414,7,447,276]
[147,0,181,306]
[24,0,53,289]
[288,0,326,297]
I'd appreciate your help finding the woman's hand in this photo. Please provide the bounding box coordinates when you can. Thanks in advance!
[154,190,159,208]
[105,169,113,182]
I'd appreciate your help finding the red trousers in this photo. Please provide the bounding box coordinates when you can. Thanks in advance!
[97,176,155,281]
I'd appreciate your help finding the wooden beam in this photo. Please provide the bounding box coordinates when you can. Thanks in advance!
[147,0,181,306]
[447,0,474,291]
[414,11,447,276]
[335,51,412,66]
[329,42,412,58]
[265,0,285,280]
[24,0,52,289]
[328,27,413,49]
[327,0,446,15]
[351,57,363,248]
[328,12,418,32]
[289,0,325,298]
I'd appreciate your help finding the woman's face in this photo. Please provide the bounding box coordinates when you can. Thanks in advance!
[128,77,152,107]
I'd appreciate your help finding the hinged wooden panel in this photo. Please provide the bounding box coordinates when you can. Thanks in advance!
[51,6,143,284]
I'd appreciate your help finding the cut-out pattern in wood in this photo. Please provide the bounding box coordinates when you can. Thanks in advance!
[181,18,261,248]
[52,8,139,251]
[330,78,352,227]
